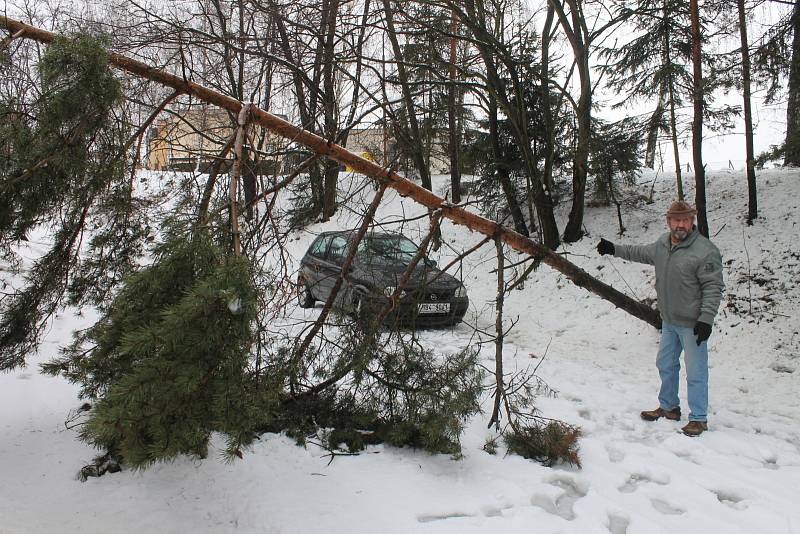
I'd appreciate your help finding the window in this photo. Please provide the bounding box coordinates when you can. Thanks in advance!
[357,236,418,266]
[327,235,349,264]
[309,235,331,258]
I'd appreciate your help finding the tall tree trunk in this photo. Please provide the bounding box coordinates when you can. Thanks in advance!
[645,83,666,169]
[553,0,591,243]
[663,2,684,199]
[381,0,433,191]
[488,97,530,237]
[689,0,708,237]
[447,11,462,204]
[737,0,758,224]
[321,0,341,221]
[785,1,800,166]
[667,79,684,199]
[541,3,557,203]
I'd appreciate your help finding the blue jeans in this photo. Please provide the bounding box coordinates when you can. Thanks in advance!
[656,322,709,422]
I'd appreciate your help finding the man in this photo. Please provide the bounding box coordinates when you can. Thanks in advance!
[597,201,724,436]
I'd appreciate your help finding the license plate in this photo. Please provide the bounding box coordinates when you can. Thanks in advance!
[418,302,450,314]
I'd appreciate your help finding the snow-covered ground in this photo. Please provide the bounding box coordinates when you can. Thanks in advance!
[1,167,799,534]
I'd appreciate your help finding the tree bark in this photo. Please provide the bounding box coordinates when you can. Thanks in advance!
[541,4,557,206]
[689,0,708,237]
[447,11,462,204]
[737,0,757,224]
[551,0,591,243]
[487,97,530,237]
[489,237,505,431]
[231,104,252,256]
[381,0,433,191]
[321,0,341,221]
[0,16,662,329]
[645,83,666,169]
[785,1,800,166]
[663,0,684,200]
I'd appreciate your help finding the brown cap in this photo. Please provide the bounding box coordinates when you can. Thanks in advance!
[666,200,697,217]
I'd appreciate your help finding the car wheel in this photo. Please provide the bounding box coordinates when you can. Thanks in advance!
[297,277,315,308]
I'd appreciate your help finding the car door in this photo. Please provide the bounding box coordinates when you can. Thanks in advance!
[303,234,332,297]
[316,233,348,299]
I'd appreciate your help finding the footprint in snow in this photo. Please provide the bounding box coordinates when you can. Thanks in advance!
[711,489,748,510]
[618,472,670,494]
[417,512,473,523]
[530,477,587,521]
[762,456,780,470]
[607,513,630,534]
[605,444,625,463]
[480,504,511,518]
[650,498,684,515]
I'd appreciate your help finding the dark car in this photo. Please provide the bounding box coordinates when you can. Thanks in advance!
[297,230,469,327]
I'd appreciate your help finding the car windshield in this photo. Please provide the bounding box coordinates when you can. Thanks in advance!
[356,235,419,266]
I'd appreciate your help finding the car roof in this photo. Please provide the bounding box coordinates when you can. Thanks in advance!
[316,230,409,240]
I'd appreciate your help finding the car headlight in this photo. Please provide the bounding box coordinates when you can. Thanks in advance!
[454,284,467,298]
[384,286,406,299]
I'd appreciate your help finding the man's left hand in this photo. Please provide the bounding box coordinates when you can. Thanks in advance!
[693,321,712,345]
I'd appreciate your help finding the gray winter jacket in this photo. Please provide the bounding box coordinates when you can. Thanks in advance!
[614,228,724,328]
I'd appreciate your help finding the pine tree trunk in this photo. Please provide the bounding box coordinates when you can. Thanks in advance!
[667,81,684,200]
[541,4,557,199]
[447,12,462,204]
[321,0,340,221]
[274,13,324,217]
[737,0,758,224]
[785,1,800,167]
[689,0,708,237]
[663,2,684,200]
[645,84,666,169]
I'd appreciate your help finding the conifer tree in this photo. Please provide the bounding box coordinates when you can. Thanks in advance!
[43,223,266,467]
[0,34,126,370]
[598,0,693,198]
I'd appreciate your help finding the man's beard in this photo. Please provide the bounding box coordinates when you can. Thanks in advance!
[671,228,689,241]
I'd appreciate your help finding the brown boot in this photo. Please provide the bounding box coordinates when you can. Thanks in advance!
[640,407,681,422]
[681,421,708,436]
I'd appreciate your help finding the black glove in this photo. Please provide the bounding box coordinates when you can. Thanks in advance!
[597,238,615,256]
[693,321,712,345]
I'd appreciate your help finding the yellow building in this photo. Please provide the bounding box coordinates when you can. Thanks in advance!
[145,106,288,172]
[146,109,448,176]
